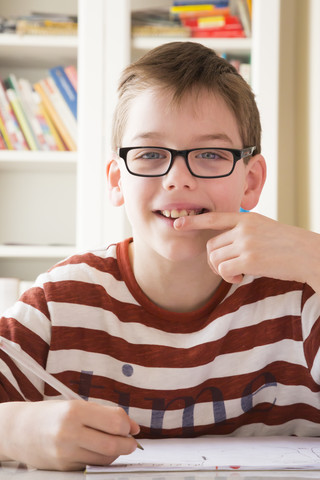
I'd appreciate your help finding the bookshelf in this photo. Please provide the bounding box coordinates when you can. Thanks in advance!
[0,0,78,282]
[0,0,286,288]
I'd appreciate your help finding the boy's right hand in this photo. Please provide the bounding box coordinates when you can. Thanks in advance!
[0,400,140,471]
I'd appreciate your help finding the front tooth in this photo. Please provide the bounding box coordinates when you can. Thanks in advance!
[188,210,195,216]
[179,209,188,217]
[170,209,180,218]
[171,209,188,218]
[162,210,171,218]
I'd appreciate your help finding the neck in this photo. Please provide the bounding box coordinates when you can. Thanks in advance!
[129,241,222,313]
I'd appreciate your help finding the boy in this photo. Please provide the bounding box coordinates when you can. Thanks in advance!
[0,41,320,471]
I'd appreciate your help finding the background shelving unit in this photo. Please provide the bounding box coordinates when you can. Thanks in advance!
[0,0,78,282]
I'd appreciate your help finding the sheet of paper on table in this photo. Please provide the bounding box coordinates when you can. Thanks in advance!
[86,436,320,474]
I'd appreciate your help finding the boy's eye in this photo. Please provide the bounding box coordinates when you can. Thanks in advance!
[195,149,226,160]
[141,151,163,160]
[132,149,168,160]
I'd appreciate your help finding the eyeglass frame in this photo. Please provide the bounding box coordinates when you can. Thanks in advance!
[117,146,256,179]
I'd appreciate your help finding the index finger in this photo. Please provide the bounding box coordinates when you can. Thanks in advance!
[80,403,139,436]
[173,211,243,232]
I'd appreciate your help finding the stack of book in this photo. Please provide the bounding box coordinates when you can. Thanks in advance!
[0,65,78,151]
[132,0,251,39]
[0,13,77,36]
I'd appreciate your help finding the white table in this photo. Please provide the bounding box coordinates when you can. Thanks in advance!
[1,462,320,480]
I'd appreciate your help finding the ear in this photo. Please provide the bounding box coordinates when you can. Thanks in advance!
[106,157,124,207]
[241,154,267,211]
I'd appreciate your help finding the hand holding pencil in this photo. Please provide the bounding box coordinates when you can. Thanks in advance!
[0,336,142,471]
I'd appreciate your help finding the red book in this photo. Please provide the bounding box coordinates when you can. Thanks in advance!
[191,28,245,38]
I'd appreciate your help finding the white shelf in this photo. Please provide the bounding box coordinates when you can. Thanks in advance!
[0,33,77,48]
[132,36,252,54]
[0,245,76,259]
[0,34,78,68]
[0,151,77,172]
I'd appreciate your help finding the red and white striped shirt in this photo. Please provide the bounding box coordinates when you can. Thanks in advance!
[1,238,320,437]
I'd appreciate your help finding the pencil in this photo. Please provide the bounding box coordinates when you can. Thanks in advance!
[0,336,144,450]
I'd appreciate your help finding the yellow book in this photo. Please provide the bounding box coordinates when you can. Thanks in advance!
[198,15,225,27]
[170,5,214,13]
[38,101,65,151]
[34,82,76,151]
[0,113,13,149]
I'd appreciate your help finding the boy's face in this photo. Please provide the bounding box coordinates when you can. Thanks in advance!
[108,87,262,263]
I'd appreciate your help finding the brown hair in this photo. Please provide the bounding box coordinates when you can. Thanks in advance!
[112,41,261,156]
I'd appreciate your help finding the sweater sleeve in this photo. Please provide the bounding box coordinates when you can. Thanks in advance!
[0,278,52,402]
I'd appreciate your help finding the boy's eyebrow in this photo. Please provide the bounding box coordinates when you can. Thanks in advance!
[193,133,235,144]
[130,132,236,145]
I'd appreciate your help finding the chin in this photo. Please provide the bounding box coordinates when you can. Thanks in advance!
[156,237,207,263]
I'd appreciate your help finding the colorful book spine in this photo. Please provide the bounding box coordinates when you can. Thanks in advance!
[191,28,245,37]
[64,65,78,91]
[31,90,62,151]
[18,78,50,151]
[49,65,77,119]
[37,99,65,151]
[34,81,76,151]
[173,0,228,4]
[0,127,8,149]
[0,81,28,150]
[43,77,77,146]
[5,74,39,150]
[177,7,230,19]
[0,111,13,149]
[6,88,37,150]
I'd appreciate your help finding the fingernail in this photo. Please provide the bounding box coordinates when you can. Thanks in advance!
[174,217,185,229]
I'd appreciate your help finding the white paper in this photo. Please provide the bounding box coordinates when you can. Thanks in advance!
[86,436,320,473]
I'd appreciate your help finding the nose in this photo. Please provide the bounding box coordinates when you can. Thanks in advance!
[162,154,197,190]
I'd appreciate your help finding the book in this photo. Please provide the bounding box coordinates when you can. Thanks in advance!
[0,128,8,149]
[177,7,230,19]
[18,78,50,151]
[6,88,37,150]
[171,4,227,13]
[37,99,65,151]
[43,77,77,145]
[233,0,251,36]
[15,13,77,36]
[34,81,76,151]
[132,8,190,37]
[49,65,77,119]
[132,24,190,37]
[64,65,78,91]
[0,111,13,149]
[188,14,245,37]
[4,74,39,150]
[16,20,77,36]
[0,80,28,150]
[173,0,229,5]
[191,27,245,37]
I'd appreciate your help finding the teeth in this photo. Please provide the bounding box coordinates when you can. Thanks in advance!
[161,209,199,218]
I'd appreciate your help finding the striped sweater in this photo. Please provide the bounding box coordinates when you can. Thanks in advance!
[1,237,320,438]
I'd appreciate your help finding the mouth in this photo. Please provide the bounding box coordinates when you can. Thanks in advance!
[156,208,208,219]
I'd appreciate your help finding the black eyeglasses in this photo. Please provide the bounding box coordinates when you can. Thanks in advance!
[118,146,256,179]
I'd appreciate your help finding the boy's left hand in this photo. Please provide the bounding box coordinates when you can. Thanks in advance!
[174,212,320,295]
